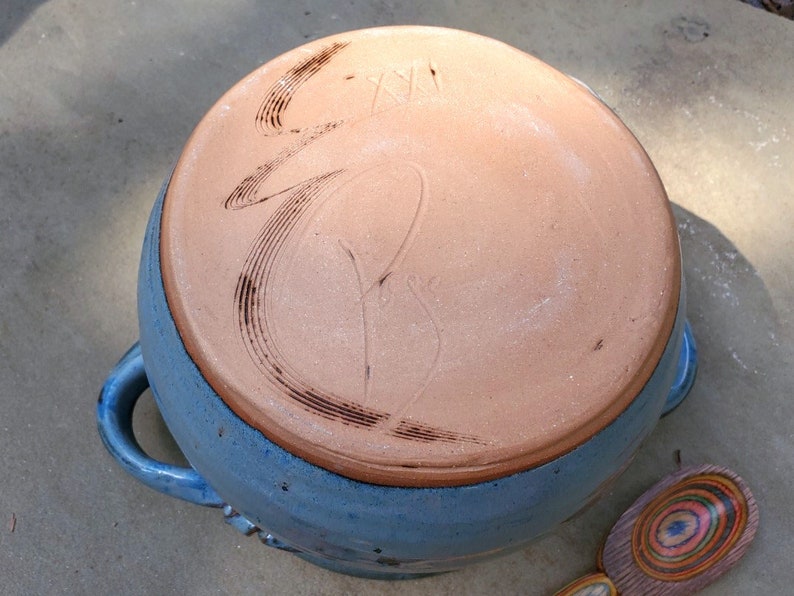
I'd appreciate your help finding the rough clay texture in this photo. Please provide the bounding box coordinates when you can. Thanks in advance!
[1,1,792,594]
[161,26,679,486]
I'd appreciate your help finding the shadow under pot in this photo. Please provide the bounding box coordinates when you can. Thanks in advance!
[97,26,698,579]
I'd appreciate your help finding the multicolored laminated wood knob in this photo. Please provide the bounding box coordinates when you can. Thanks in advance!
[556,464,759,596]
[555,572,617,596]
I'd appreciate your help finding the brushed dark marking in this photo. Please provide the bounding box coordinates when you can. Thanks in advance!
[286,386,389,428]
[224,123,342,210]
[225,48,482,446]
[232,169,407,430]
[255,41,350,136]
[390,420,486,445]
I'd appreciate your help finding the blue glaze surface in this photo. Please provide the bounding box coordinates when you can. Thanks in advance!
[662,320,698,415]
[97,342,223,507]
[98,176,696,578]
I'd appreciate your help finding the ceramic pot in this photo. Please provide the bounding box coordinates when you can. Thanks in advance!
[97,26,698,579]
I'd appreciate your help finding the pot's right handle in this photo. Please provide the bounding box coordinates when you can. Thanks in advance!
[662,321,698,416]
[96,342,224,507]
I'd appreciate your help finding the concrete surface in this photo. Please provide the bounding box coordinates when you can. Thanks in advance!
[1,1,792,594]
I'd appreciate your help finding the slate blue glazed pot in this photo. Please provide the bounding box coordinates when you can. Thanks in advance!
[97,176,697,579]
[97,26,699,579]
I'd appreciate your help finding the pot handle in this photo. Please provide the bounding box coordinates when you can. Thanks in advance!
[96,342,224,507]
[662,321,698,416]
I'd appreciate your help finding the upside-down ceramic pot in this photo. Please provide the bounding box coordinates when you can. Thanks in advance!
[97,26,698,579]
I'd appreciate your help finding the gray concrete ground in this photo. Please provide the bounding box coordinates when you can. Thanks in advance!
[1,1,792,594]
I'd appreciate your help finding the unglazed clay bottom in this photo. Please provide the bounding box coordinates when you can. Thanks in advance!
[159,26,680,487]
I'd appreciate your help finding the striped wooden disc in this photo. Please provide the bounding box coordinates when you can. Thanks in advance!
[554,572,617,596]
[602,464,759,595]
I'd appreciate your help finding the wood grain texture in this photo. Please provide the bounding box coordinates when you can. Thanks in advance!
[602,464,759,595]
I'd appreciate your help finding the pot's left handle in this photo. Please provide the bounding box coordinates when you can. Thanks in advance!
[96,342,224,507]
